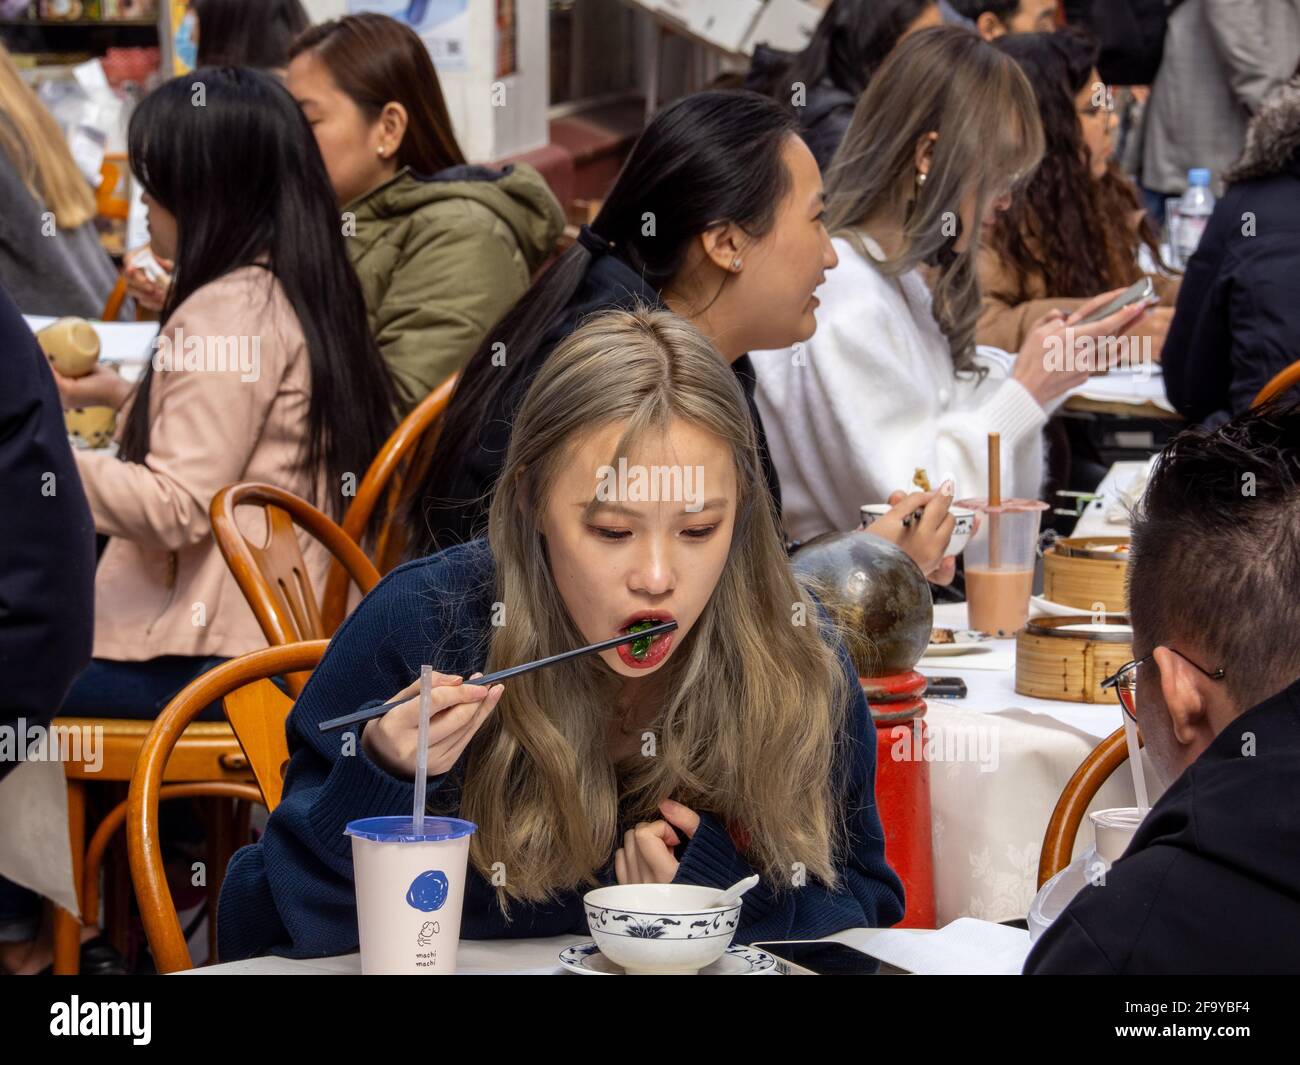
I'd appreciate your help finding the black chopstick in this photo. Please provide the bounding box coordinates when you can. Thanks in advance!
[316,620,678,733]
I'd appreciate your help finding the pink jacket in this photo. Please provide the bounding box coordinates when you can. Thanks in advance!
[76,267,330,661]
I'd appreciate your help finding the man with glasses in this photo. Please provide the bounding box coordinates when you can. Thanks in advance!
[1026,399,1300,973]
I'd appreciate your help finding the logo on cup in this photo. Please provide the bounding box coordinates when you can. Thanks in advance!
[406,869,450,912]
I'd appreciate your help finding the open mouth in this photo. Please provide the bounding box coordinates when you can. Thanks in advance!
[617,612,676,670]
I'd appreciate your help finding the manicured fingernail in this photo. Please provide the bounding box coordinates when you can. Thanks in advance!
[940,479,954,496]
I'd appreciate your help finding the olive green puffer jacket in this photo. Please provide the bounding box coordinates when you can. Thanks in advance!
[345,162,564,410]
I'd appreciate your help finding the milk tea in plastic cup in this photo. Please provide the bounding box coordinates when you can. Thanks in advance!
[344,815,476,974]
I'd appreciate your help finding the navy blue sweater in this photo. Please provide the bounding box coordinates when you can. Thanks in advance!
[217,540,904,960]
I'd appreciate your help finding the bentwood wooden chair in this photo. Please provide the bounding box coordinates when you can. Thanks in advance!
[1251,360,1300,408]
[53,717,257,974]
[320,373,459,632]
[127,641,329,973]
[1037,725,1138,887]
[210,483,380,694]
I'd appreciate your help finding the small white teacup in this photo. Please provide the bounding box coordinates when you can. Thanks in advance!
[584,884,741,974]
[859,503,977,558]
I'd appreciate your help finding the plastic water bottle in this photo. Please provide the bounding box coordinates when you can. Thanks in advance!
[1173,168,1215,268]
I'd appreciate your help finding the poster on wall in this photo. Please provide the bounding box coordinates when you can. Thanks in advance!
[496,0,517,79]
[346,0,471,72]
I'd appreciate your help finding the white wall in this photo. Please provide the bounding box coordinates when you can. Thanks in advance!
[298,0,549,163]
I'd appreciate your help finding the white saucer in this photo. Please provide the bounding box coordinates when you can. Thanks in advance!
[558,942,777,975]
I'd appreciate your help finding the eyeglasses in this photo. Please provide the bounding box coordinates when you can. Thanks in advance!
[1100,650,1226,722]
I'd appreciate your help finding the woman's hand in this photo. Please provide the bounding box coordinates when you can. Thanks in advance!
[52,362,133,411]
[123,247,173,313]
[866,485,958,585]
[614,799,700,884]
[1013,290,1151,407]
[360,671,503,781]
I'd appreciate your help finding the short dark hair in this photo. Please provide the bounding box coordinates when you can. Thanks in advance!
[951,0,1021,19]
[1128,399,1300,711]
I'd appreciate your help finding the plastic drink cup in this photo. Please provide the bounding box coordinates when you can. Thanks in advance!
[1090,807,1146,865]
[344,815,476,974]
[957,498,1047,636]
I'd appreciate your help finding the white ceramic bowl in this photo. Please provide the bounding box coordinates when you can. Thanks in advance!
[583,884,741,974]
[859,503,977,558]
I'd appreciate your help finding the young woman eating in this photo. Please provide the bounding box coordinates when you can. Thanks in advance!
[51,67,397,716]
[978,29,1177,356]
[217,308,906,959]
[746,0,942,172]
[403,89,959,581]
[287,14,564,408]
[754,27,1155,544]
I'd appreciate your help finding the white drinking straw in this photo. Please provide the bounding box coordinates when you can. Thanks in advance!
[1123,712,1149,812]
[413,665,432,834]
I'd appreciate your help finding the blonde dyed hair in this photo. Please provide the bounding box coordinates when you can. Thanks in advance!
[0,44,97,230]
[826,26,1043,372]
[454,307,850,909]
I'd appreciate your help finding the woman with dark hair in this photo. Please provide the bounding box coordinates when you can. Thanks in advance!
[978,29,1177,354]
[755,27,1151,543]
[746,0,941,172]
[191,0,309,72]
[401,89,959,581]
[50,66,397,719]
[287,13,563,407]
[123,0,312,311]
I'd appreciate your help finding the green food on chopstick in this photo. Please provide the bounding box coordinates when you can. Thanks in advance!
[626,620,657,660]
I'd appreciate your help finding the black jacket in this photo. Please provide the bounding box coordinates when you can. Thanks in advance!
[1024,674,1300,974]
[411,240,782,553]
[0,285,95,777]
[1162,81,1300,425]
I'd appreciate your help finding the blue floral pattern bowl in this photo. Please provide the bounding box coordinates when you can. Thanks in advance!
[583,884,743,974]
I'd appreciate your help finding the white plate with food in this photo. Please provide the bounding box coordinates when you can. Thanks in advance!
[925,628,995,656]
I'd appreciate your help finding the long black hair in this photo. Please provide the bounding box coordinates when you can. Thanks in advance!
[122,67,397,520]
[764,0,936,100]
[989,29,1165,300]
[193,0,309,70]
[403,90,798,558]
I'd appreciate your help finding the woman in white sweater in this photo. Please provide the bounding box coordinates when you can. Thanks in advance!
[756,27,1154,544]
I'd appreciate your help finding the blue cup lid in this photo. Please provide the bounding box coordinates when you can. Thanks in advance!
[344,815,477,843]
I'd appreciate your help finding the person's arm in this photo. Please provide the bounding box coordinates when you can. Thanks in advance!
[374,218,529,408]
[217,558,476,960]
[1022,910,1119,974]
[672,641,905,942]
[974,248,1087,353]
[797,304,1047,510]
[71,288,296,551]
[0,288,95,776]
[1204,0,1287,113]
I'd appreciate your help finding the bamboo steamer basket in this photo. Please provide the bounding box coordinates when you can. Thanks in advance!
[1015,615,1132,704]
[1041,536,1129,614]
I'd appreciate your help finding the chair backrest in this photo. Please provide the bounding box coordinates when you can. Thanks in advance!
[211,483,379,692]
[1251,360,1300,408]
[320,373,458,631]
[127,640,328,973]
[1037,725,1132,887]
